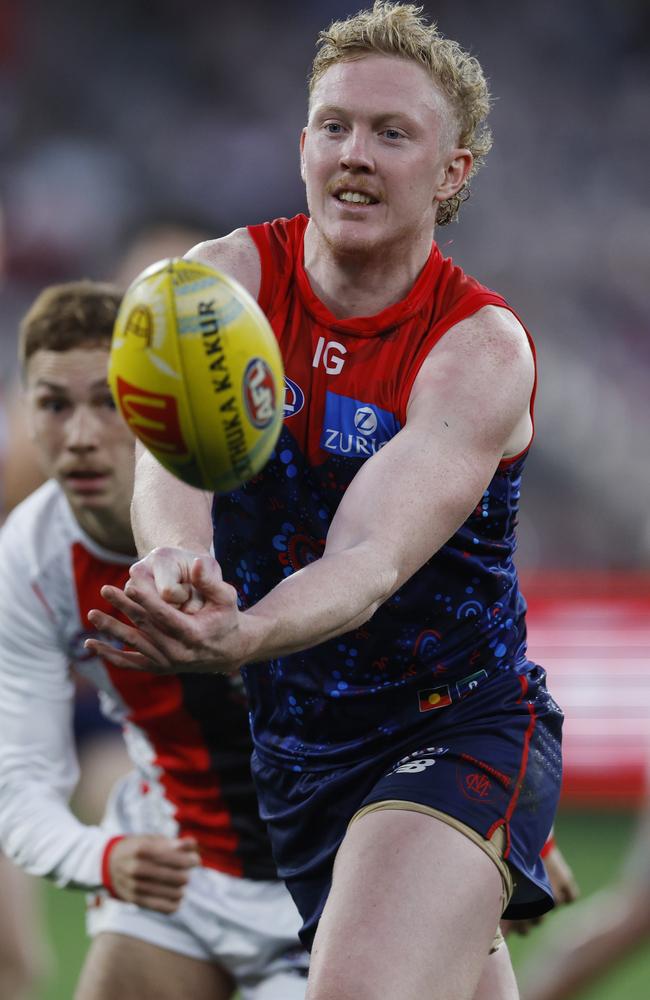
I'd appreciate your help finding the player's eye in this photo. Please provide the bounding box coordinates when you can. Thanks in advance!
[37,396,68,413]
[97,394,117,410]
[382,128,403,140]
[323,122,343,134]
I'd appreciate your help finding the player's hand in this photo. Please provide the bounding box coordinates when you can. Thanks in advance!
[84,553,245,675]
[107,835,200,914]
[129,547,208,613]
[501,915,543,937]
[544,842,580,904]
[501,842,579,936]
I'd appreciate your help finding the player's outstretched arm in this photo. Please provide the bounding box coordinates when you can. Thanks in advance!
[239,305,534,658]
[544,838,580,905]
[106,227,264,612]
[86,306,534,675]
[130,442,213,611]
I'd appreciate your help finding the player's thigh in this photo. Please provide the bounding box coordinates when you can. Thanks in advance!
[74,932,235,1000]
[472,941,519,1000]
[307,808,504,1000]
[0,856,46,995]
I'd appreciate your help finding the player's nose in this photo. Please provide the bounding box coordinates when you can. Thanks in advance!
[64,405,100,450]
[339,127,375,172]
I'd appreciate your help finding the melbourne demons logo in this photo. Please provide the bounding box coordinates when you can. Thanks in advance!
[114,376,189,456]
[283,376,305,419]
[243,358,276,429]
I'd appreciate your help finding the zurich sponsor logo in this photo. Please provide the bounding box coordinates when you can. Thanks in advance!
[283,376,305,419]
[353,406,378,435]
[321,392,400,458]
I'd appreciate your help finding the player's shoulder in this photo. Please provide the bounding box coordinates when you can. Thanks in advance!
[453,304,531,362]
[1,480,68,542]
[410,304,535,430]
[430,304,534,390]
[185,227,261,300]
[0,480,73,567]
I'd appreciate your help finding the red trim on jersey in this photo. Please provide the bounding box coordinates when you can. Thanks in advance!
[101,835,125,897]
[502,701,537,859]
[248,214,537,469]
[249,217,295,317]
[31,581,56,621]
[540,834,556,859]
[516,673,529,704]
[72,543,245,876]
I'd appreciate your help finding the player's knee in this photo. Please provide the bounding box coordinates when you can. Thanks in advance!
[0,950,42,999]
[307,950,398,1000]
[307,973,372,1000]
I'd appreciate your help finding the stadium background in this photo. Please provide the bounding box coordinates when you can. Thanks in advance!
[1,1,648,997]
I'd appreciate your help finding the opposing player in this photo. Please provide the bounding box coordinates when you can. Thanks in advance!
[519,794,650,999]
[87,5,564,998]
[0,282,308,1000]
[502,831,579,937]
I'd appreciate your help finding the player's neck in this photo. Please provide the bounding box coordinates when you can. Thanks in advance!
[75,508,137,556]
[303,222,434,319]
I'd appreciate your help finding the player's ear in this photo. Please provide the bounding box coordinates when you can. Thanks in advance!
[434,148,473,204]
[299,128,307,182]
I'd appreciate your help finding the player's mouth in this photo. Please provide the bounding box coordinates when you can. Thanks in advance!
[61,469,111,494]
[335,190,379,205]
[331,184,381,208]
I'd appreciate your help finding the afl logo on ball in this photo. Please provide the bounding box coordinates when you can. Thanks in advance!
[243,357,276,429]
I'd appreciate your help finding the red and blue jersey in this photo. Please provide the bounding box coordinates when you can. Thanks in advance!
[212,214,537,771]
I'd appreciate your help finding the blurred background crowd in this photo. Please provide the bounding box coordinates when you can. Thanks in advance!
[0,3,649,997]
[1,0,649,568]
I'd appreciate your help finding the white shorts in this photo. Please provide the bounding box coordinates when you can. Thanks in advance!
[86,774,308,1000]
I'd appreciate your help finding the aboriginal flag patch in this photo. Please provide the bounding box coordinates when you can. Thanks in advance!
[418,685,452,712]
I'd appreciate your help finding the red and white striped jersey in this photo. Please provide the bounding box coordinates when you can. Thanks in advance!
[0,480,276,889]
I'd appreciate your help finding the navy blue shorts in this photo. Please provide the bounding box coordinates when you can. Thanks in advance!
[252,663,563,949]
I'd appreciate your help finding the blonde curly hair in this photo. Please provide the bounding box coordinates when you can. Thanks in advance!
[309,2,492,225]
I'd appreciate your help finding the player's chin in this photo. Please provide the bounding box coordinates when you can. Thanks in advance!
[66,489,112,511]
[324,221,387,258]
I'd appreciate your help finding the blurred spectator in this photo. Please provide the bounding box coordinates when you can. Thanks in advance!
[113,217,211,288]
[0,377,43,517]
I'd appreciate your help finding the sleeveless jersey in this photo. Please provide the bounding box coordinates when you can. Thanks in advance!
[0,481,276,888]
[212,214,537,771]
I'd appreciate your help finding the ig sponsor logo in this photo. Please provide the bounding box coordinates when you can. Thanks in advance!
[312,337,347,375]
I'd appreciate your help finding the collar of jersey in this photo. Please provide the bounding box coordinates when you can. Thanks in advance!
[295,221,443,337]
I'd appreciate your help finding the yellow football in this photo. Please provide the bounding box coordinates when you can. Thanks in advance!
[108,257,284,493]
